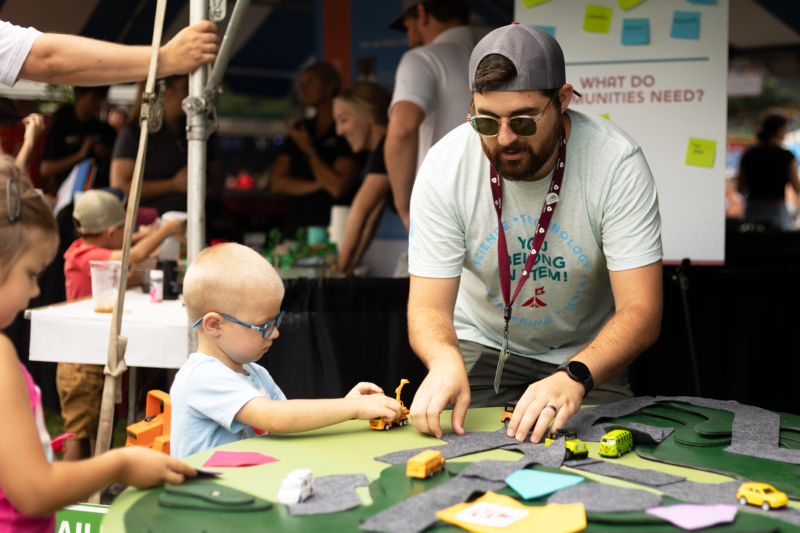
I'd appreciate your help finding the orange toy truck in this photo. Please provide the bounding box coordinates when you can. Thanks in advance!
[125,390,171,455]
[370,379,410,431]
[501,400,518,428]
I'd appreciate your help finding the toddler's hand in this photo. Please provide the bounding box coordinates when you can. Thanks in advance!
[117,447,196,489]
[354,394,403,423]
[345,382,384,398]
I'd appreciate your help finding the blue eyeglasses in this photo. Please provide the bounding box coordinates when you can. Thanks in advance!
[192,311,284,339]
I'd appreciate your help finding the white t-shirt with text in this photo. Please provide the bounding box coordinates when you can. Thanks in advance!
[408,109,662,364]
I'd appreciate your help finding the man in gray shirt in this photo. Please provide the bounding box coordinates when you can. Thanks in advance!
[406,24,663,445]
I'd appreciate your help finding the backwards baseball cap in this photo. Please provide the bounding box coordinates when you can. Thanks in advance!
[469,23,580,96]
[73,189,126,235]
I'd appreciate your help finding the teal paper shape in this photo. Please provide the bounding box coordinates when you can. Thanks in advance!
[532,25,556,37]
[671,11,701,39]
[687,0,715,4]
[622,18,649,45]
[505,470,584,500]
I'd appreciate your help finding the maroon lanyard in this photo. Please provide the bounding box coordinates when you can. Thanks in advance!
[490,130,567,324]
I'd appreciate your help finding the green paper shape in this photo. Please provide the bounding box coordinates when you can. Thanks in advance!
[642,406,731,447]
[164,479,256,506]
[584,5,613,33]
[670,403,734,437]
[599,113,611,120]
[158,491,272,512]
[523,0,550,7]
[685,138,716,168]
[618,0,645,9]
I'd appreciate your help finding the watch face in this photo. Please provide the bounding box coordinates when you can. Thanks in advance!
[567,361,591,380]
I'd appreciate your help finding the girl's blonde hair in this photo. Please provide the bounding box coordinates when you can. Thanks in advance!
[334,82,393,126]
[0,156,58,281]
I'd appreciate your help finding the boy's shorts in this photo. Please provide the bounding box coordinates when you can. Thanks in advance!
[56,363,105,440]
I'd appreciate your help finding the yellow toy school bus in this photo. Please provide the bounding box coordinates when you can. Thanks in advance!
[406,450,445,479]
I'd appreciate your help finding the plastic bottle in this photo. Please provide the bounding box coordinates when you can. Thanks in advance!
[150,269,164,303]
[159,211,188,261]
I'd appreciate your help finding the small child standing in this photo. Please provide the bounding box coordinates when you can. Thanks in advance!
[59,189,185,461]
[171,243,402,459]
[0,157,194,531]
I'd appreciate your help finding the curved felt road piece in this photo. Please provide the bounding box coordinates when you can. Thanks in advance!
[781,439,800,450]
[570,461,686,487]
[642,406,732,447]
[374,429,521,465]
[547,483,662,512]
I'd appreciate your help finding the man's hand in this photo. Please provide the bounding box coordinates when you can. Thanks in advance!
[506,371,584,443]
[158,21,220,77]
[283,121,313,153]
[78,138,95,160]
[409,357,470,438]
[345,382,384,398]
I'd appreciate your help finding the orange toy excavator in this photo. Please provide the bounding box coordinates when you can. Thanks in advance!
[369,379,410,431]
[125,390,171,455]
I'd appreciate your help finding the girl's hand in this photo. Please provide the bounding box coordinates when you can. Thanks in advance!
[117,447,196,489]
[345,382,384,398]
[21,114,45,144]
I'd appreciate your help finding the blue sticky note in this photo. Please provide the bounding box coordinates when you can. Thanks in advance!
[671,11,701,39]
[687,0,714,4]
[622,18,649,45]
[505,470,584,500]
[532,25,556,37]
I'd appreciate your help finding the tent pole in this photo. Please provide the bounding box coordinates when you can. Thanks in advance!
[88,0,167,505]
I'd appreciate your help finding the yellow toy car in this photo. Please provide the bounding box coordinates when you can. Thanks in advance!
[544,428,588,459]
[406,450,445,479]
[736,482,788,511]
[598,429,633,458]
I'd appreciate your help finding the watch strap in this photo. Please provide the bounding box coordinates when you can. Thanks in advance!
[555,361,594,399]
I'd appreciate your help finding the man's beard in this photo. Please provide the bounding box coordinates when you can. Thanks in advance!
[481,117,563,181]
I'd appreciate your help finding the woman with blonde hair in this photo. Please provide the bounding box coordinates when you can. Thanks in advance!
[332,81,393,275]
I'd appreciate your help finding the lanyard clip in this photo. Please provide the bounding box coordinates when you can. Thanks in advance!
[503,306,512,328]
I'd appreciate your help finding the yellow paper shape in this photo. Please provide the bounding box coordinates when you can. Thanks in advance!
[618,0,645,9]
[437,492,587,533]
[685,138,717,168]
[583,5,613,33]
[599,113,610,120]
[524,0,550,7]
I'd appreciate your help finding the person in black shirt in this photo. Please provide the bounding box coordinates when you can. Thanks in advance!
[110,75,221,215]
[738,113,800,230]
[272,62,361,239]
[332,82,394,275]
[39,86,117,192]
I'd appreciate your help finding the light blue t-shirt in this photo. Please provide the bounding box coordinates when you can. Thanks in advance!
[170,353,286,459]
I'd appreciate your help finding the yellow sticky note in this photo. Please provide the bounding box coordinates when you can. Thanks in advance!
[437,492,587,533]
[618,0,645,9]
[599,113,610,120]
[524,0,550,7]
[685,138,717,168]
[584,5,613,33]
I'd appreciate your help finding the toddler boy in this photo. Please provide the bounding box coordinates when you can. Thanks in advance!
[171,243,402,459]
[60,189,185,460]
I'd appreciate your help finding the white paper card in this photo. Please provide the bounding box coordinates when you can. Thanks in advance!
[454,502,529,528]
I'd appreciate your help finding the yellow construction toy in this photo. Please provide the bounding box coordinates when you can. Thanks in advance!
[125,390,171,455]
[370,379,410,431]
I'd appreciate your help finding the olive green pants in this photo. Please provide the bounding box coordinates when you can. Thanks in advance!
[460,339,634,408]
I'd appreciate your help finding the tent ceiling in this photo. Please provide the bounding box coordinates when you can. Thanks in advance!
[2,0,800,96]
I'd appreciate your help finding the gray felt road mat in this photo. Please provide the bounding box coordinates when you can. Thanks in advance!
[547,483,662,512]
[657,396,800,465]
[571,461,686,487]
[562,457,603,468]
[460,439,567,481]
[499,437,566,468]
[561,396,674,443]
[359,476,505,533]
[374,429,519,465]
[289,474,369,516]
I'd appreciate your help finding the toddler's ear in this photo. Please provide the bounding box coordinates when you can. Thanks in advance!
[202,313,224,337]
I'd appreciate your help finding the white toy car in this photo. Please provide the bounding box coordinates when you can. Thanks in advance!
[277,468,315,505]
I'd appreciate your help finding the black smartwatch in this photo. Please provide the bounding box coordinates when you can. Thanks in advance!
[555,361,594,398]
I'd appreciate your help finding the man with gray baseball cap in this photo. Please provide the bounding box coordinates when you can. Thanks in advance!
[405,24,663,444]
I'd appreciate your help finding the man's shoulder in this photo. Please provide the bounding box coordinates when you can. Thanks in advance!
[568,109,641,156]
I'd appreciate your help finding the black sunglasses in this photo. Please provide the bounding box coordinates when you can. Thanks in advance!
[466,94,556,137]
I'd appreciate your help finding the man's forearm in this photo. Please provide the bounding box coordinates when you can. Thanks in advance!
[271,174,321,196]
[40,153,85,181]
[385,130,418,230]
[408,306,463,369]
[569,302,661,386]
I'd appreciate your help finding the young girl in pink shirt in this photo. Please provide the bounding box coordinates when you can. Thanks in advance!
[0,156,195,532]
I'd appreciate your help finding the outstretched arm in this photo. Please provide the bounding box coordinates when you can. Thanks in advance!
[19,21,219,86]
[506,261,663,443]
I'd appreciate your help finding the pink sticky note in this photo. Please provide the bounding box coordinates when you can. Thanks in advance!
[646,504,737,530]
[202,451,279,468]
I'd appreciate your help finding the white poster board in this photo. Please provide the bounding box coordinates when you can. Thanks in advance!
[516,0,728,264]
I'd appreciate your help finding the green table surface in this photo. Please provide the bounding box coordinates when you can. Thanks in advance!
[102,407,799,532]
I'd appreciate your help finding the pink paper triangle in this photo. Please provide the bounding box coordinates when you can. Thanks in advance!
[202,451,280,467]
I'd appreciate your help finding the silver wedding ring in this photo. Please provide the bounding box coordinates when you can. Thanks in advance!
[544,405,558,415]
